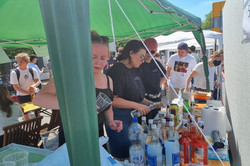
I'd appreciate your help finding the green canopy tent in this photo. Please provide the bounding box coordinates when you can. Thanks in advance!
[0,0,209,165]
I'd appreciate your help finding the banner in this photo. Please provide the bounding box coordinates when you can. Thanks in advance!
[242,0,250,43]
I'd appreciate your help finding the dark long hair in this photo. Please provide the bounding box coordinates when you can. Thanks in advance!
[117,40,145,61]
[0,84,14,117]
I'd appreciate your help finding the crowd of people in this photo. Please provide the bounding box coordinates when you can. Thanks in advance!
[0,31,224,160]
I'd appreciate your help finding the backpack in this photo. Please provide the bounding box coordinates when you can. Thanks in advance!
[14,67,35,84]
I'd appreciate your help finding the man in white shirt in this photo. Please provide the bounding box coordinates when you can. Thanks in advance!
[28,54,45,89]
[10,53,40,104]
[165,42,197,103]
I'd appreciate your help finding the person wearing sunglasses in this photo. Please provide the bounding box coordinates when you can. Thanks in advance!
[140,37,167,121]
[106,40,154,160]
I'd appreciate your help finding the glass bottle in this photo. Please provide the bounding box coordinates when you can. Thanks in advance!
[141,116,149,134]
[160,119,168,163]
[182,92,191,119]
[179,119,192,166]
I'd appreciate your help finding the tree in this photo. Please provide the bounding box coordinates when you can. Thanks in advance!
[202,11,212,30]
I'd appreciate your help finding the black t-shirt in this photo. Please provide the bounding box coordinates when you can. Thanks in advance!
[96,75,113,136]
[140,59,166,95]
[107,62,145,103]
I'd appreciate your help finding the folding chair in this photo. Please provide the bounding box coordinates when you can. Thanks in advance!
[2,116,43,147]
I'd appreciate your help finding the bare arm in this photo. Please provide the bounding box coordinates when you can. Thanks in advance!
[164,66,172,90]
[13,84,30,95]
[103,76,122,132]
[160,74,167,87]
[33,79,59,109]
[184,70,197,92]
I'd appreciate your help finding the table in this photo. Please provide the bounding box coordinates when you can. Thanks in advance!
[20,102,41,116]
[0,143,53,164]
[194,103,231,166]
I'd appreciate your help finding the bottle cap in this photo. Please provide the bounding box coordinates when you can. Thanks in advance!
[151,124,156,129]
[169,121,174,126]
[132,118,138,123]
[161,119,166,123]
[182,119,188,127]
[198,120,204,129]
[148,119,153,124]
[169,114,174,118]
[142,116,146,121]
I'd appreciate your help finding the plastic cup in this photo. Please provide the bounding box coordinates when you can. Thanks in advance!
[40,130,59,150]
[3,151,28,166]
[0,162,16,166]
[96,92,112,113]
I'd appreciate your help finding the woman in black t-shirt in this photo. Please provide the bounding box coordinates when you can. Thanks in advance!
[106,40,153,160]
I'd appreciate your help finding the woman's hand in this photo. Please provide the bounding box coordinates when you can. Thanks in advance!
[108,120,123,133]
[135,103,151,116]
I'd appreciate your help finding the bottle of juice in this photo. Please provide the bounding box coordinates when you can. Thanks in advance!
[189,115,198,163]
[179,119,192,166]
[194,121,208,166]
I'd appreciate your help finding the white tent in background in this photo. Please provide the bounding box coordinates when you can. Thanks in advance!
[155,30,223,51]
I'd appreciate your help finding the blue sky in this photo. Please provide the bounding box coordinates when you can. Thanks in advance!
[167,0,223,21]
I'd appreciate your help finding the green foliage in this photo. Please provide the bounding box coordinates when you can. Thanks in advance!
[116,41,126,50]
[202,11,212,30]
[4,48,35,59]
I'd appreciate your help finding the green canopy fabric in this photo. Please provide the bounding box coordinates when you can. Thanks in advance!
[0,0,210,165]
[0,45,10,64]
[32,46,49,57]
[0,0,205,48]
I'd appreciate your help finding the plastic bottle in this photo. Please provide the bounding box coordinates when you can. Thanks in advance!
[182,92,191,119]
[147,124,163,166]
[165,121,180,166]
[145,119,154,161]
[189,115,198,163]
[179,119,192,166]
[129,118,144,166]
[194,121,208,165]
[177,89,183,124]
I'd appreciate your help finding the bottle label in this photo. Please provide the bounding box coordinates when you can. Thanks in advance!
[194,147,204,164]
[147,154,157,166]
[130,155,144,165]
[180,144,191,163]
[183,112,189,119]
[172,152,180,166]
